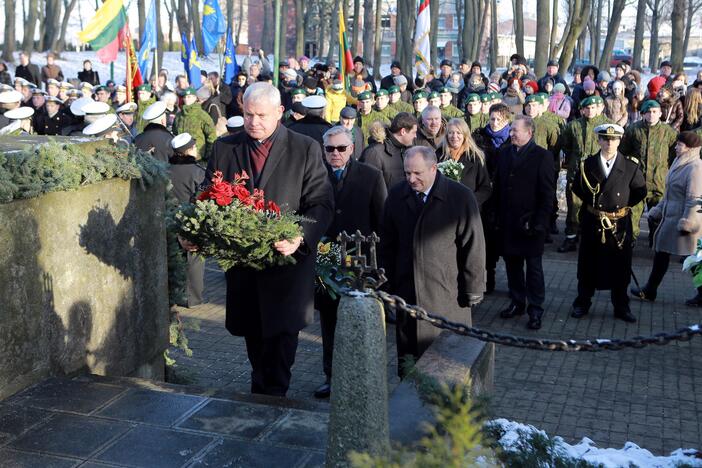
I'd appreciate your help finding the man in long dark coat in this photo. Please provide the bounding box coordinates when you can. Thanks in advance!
[204,82,334,397]
[313,125,387,398]
[492,115,555,330]
[571,124,646,322]
[360,112,418,189]
[379,146,485,376]
[134,101,174,163]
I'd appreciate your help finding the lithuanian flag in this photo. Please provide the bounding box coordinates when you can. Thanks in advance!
[338,5,354,91]
[77,0,128,63]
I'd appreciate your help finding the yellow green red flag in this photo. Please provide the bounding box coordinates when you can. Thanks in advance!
[338,5,354,90]
[77,0,128,63]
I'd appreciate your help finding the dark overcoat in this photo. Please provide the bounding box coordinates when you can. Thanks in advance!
[360,134,410,190]
[134,123,175,163]
[33,110,72,136]
[436,147,493,207]
[287,114,333,149]
[206,125,334,338]
[379,172,486,354]
[168,155,205,204]
[325,158,387,239]
[492,140,556,257]
[572,152,646,289]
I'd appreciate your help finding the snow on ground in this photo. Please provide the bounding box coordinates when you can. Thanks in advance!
[490,418,702,468]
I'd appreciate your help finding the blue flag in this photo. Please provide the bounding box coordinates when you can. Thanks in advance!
[188,38,202,88]
[181,31,190,70]
[138,0,158,80]
[223,25,239,84]
[202,0,226,55]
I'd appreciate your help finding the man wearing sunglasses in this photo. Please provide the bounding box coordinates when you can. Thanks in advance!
[313,126,388,398]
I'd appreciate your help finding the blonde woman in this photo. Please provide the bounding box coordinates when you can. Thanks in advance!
[437,118,492,206]
[681,87,702,131]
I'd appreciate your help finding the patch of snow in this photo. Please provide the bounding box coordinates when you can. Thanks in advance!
[689,324,700,332]
[489,418,702,468]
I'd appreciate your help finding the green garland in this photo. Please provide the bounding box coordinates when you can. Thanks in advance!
[0,139,168,203]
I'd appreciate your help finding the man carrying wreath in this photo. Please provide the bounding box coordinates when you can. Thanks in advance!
[202,82,334,397]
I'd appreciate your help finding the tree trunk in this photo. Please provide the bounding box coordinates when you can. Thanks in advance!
[490,0,497,72]
[455,0,464,60]
[295,0,305,57]
[3,0,16,61]
[280,0,289,59]
[318,0,327,58]
[372,0,382,79]
[594,0,602,64]
[471,0,482,59]
[326,0,339,64]
[632,0,646,68]
[534,0,550,75]
[559,0,592,73]
[52,0,78,53]
[463,0,474,61]
[23,0,39,51]
[396,0,415,73]
[41,0,61,51]
[671,0,685,70]
[176,0,189,42]
[430,0,439,66]
[138,0,146,44]
[513,0,524,57]
[362,0,374,60]
[190,0,204,53]
[598,0,625,70]
[648,0,660,69]
[165,0,174,50]
[682,0,699,63]
[351,0,360,55]
[553,0,574,58]
[475,0,489,60]
[548,0,558,58]
[236,0,244,46]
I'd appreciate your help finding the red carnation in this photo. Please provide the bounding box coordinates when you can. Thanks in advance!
[267,201,281,215]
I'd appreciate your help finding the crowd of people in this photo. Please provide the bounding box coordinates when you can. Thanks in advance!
[2,47,702,400]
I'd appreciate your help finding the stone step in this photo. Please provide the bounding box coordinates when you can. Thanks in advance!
[0,374,328,468]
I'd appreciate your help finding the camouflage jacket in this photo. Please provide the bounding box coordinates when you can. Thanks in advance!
[358,110,391,144]
[465,113,487,133]
[619,120,677,199]
[135,97,156,133]
[441,104,464,120]
[560,114,612,174]
[173,103,217,160]
[533,113,561,157]
[389,100,414,115]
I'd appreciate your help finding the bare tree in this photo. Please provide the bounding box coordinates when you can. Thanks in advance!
[53,0,78,53]
[138,0,146,43]
[513,0,524,57]
[362,0,374,60]
[534,0,550,75]
[295,0,305,57]
[396,0,415,73]
[164,0,175,50]
[326,0,339,64]
[598,0,626,70]
[671,0,685,70]
[351,0,360,54]
[372,0,383,79]
[490,0,497,71]
[189,0,204,53]
[548,0,559,58]
[632,0,646,68]
[647,0,662,70]
[430,0,439,66]
[683,0,702,59]
[41,0,62,51]
[552,0,574,58]
[236,0,244,46]
[280,0,289,58]
[3,0,16,61]
[462,0,474,60]
[558,0,592,72]
[23,0,40,51]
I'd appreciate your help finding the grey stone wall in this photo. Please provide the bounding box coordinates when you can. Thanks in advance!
[0,178,169,399]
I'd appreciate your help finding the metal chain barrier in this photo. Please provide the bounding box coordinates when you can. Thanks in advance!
[371,290,702,352]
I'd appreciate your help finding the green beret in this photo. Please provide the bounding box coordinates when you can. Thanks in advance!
[182,87,197,96]
[93,85,107,93]
[580,95,603,108]
[357,90,373,101]
[490,92,501,100]
[388,85,400,94]
[412,91,428,102]
[465,93,480,103]
[376,89,389,97]
[480,94,491,103]
[524,94,539,104]
[290,87,307,96]
[439,87,451,94]
[136,84,152,92]
[640,99,661,114]
[428,91,440,100]
[536,92,550,104]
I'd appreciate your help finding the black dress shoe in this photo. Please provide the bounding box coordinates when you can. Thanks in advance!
[614,310,637,323]
[630,285,656,302]
[500,303,526,318]
[557,237,578,253]
[526,316,542,329]
[571,306,589,318]
[314,382,331,398]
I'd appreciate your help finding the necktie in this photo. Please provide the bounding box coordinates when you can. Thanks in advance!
[416,191,425,204]
[334,169,343,181]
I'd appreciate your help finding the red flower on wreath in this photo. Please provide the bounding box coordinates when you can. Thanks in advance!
[197,170,281,216]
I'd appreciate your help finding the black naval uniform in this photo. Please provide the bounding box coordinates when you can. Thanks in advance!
[571,152,646,317]
[33,110,71,135]
[134,122,175,163]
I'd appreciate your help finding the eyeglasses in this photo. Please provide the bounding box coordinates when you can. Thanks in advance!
[324,145,349,153]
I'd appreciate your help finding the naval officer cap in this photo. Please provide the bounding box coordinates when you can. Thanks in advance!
[70,97,96,116]
[0,84,14,92]
[46,96,64,104]
[142,101,167,121]
[116,102,138,114]
[66,89,83,98]
[0,90,24,104]
[46,79,60,87]
[226,116,244,129]
[81,100,112,115]
[82,114,119,137]
[171,133,197,152]
[4,106,35,120]
[301,95,327,109]
[594,123,625,138]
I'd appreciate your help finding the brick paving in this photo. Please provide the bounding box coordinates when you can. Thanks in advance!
[172,221,702,455]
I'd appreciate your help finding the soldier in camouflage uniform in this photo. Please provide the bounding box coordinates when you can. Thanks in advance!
[619,99,677,240]
[464,93,487,133]
[135,84,156,133]
[283,87,308,124]
[439,87,464,119]
[428,91,441,108]
[173,87,218,160]
[388,85,414,114]
[374,89,396,121]
[558,95,612,252]
[413,90,429,119]
[357,90,390,144]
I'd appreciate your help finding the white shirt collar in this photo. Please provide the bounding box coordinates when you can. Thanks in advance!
[600,153,617,178]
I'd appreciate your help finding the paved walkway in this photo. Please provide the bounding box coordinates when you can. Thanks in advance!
[173,222,702,455]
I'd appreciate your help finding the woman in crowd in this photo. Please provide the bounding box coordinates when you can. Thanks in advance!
[632,132,702,306]
[657,85,684,131]
[681,87,702,131]
[77,60,100,86]
[604,80,628,127]
[438,118,492,206]
[502,78,525,115]
[548,83,571,120]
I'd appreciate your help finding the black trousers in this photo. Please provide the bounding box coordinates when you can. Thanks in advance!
[573,282,630,313]
[646,251,671,291]
[315,293,339,380]
[244,332,299,397]
[504,255,545,316]
[186,252,205,307]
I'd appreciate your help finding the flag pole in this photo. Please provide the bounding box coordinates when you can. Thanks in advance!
[273,0,281,86]
[126,31,132,103]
